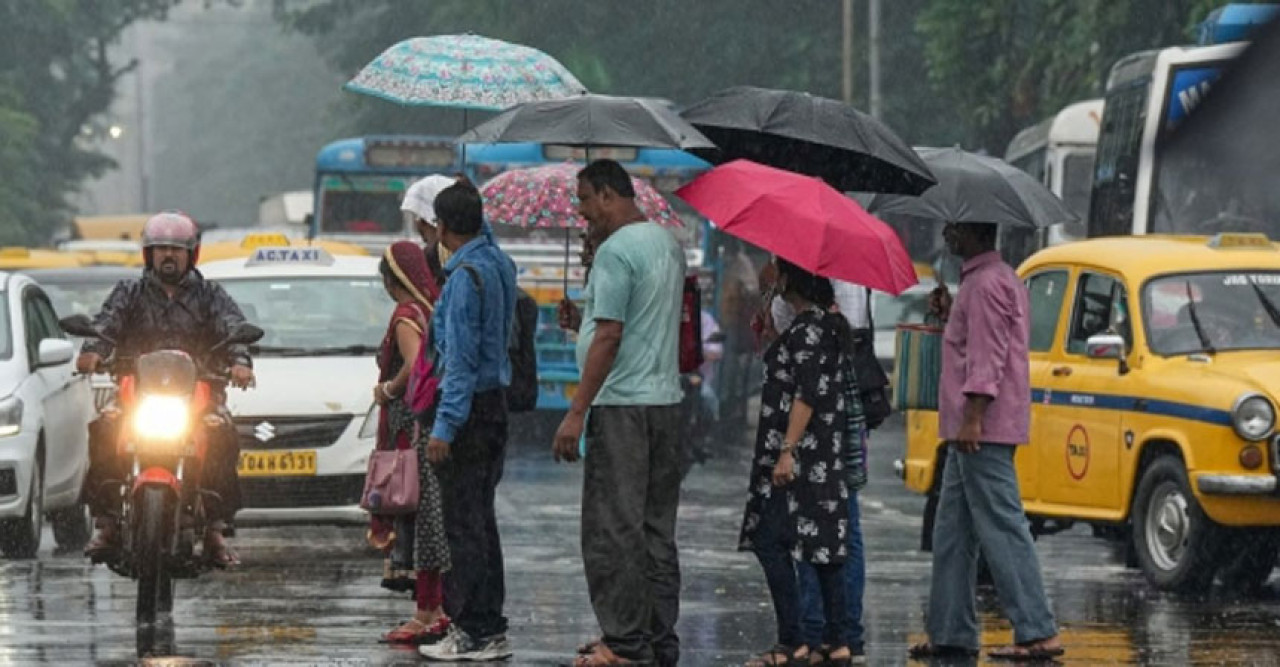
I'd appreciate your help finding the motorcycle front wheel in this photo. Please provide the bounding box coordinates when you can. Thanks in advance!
[134,486,174,625]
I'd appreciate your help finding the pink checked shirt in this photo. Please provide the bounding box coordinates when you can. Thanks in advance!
[938,251,1031,445]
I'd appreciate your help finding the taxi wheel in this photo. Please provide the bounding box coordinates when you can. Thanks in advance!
[1132,457,1220,593]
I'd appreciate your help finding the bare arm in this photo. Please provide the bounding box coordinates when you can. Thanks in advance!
[387,322,422,396]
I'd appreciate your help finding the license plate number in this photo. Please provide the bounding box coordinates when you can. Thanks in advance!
[238,450,317,477]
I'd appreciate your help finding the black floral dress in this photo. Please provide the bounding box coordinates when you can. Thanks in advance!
[739,308,849,564]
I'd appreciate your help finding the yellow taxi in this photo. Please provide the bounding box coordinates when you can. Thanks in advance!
[0,247,88,270]
[898,234,1280,593]
[196,233,369,265]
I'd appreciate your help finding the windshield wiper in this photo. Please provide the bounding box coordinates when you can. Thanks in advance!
[1184,280,1215,355]
[308,344,380,356]
[1248,280,1280,330]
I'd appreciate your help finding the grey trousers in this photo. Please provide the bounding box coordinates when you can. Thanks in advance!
[582,405,682,666]
[927,444,1057,648]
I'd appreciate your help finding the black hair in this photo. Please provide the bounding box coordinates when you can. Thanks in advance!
[434,181,484,236]
[962,222,999,251]
[378,256,408,293]
[578,159,636,199]
[777,257,853,350]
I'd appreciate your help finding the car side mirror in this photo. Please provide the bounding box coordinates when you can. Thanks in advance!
[37,338,75,368]
[1086,333,1129,375]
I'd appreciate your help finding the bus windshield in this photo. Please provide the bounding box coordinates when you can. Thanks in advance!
[316,175,408,234]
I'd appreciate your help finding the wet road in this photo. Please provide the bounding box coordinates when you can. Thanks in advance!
[2,415,1279,666]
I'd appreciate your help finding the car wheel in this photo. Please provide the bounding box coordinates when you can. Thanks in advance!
[0,458,44,559]
[1217,531,1279,595]
[51,503,91,554]
[1131,456,1220,593]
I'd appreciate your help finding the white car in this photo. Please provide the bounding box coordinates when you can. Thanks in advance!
[200,249,385,525]
[0,273,94,557]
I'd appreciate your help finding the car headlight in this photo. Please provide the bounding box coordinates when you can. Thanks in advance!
[132,395,191,443]
[1232,394,1275,441]
[358,403,379,440]
[0,397,22,437]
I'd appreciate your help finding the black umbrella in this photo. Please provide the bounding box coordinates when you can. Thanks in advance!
[456,93,715,151]
[861,147,1078,229]
[679,86,936,195]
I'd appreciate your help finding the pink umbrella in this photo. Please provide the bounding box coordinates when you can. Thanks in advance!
[676,159,917,295]
[480,162,679,228]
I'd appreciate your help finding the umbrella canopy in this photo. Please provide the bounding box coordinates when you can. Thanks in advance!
[680,86,936,195]
[676,160,917,295]
[344,34,586,110]
[457,94,715,150]
[482,163,679,229]
[862,147,1077,229]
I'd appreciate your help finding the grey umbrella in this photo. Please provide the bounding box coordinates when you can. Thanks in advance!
[455,93,715,150]
[680,86,936,195]
[861,147,1078,229]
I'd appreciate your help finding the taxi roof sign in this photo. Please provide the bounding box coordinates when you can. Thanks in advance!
[1208,233,1274,249]
[240,233,292,249]
[245,246,335,267]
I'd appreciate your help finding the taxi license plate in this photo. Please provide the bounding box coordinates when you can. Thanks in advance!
[238,450,317,477]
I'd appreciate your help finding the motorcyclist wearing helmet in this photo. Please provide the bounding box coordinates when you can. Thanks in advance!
[77,211,255,566]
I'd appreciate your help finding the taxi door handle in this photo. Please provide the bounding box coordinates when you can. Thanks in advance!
[1051,366,1073,377]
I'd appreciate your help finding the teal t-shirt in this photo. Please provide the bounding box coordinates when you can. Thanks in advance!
[577,221,684,406]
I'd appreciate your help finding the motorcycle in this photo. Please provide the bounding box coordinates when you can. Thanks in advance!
[59,314,263,625]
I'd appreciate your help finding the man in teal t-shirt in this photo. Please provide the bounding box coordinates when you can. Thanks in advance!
[553,160,684,667]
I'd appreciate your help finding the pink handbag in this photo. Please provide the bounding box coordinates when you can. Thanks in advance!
[361,447,419,515]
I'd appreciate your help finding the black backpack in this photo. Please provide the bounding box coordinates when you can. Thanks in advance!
[506,290,539,412]
[458,265,539,413]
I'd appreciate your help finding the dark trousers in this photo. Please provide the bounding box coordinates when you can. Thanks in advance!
[583,405,682,666]
[84,411,242,523]
[754,489,846,649]
[438,390,509,639]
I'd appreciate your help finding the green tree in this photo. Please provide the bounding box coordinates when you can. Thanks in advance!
[0,0,182,243]
[917,0,1226,153]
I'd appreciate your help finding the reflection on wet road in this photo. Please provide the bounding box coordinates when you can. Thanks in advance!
[0,417,1277,665]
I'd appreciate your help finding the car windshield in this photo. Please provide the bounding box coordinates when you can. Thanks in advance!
[216,276,389,355]
[872,284,936,330]
[41,282,119,318]
[1143,271,1280,355]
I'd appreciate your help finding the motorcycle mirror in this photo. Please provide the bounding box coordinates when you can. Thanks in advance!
[59,314,99,339]
[227,323,265,346]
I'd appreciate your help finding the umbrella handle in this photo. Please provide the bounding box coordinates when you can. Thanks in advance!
[564,227,571,297]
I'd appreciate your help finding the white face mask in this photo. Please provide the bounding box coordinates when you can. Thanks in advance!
[771,294,796,334]
[437,242,454,266]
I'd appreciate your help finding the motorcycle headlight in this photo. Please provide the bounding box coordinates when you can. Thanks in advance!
[0,397,23,437]
[132,395,191,443]
[1232,394,1275,442]
[358,403,379,440]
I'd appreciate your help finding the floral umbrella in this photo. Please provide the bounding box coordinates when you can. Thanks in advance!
[344,34,586,111]
[481,163,679,229]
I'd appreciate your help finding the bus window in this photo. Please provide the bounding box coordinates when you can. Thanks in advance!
[320,190,403,234]
[1060,152,1096,220]
[1010,147,1047,185]
[1089,82,1149,238]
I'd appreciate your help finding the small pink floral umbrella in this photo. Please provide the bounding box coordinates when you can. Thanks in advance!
[480,162,680,229]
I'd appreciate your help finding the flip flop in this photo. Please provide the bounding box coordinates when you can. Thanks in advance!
[574,644,635,666]
[907,642,979,660]
[577,638,603,655]
[988,644,1065,662]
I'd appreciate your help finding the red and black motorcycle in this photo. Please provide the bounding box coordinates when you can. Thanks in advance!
[60,314,262,625]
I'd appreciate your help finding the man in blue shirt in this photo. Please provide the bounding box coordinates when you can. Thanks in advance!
[420,181,518,663]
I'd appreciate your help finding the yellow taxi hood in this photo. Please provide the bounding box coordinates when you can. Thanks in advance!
[1145,351,1280,411]
[1191,351,1280,402]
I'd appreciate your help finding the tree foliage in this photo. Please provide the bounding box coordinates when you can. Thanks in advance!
[0,0,182,243]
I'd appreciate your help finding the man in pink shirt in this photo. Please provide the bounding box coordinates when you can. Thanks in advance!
[909,222,1063,662]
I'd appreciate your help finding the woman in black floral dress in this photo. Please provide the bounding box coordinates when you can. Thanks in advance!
[740,258,853,667]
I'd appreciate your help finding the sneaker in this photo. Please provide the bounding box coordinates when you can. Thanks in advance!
[420,626,513,662]
[850,645,867,664]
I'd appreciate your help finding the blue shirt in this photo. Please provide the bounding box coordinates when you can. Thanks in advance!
[430,234,518,443]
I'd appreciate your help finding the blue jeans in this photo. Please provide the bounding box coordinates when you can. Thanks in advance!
[926,444,1057,648]
[798,490,865,649]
